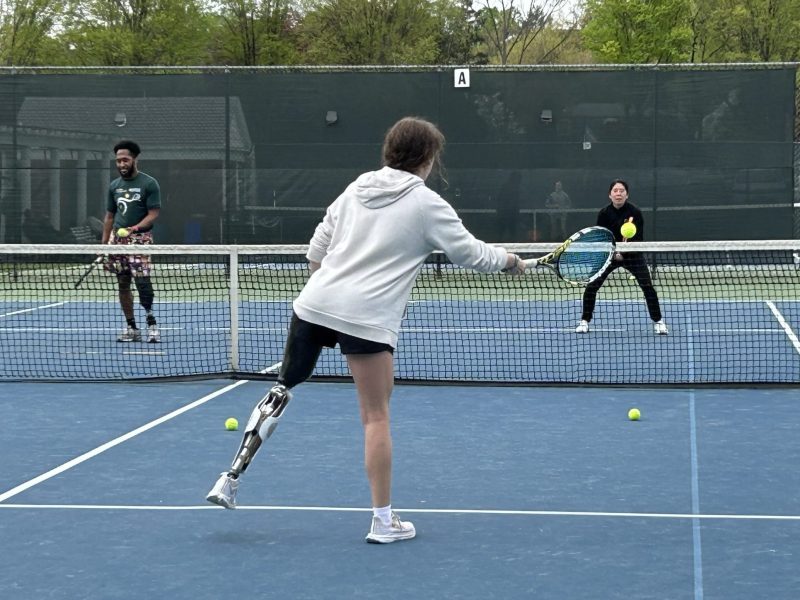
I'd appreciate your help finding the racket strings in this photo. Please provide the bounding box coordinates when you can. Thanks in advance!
[556,228,615,284]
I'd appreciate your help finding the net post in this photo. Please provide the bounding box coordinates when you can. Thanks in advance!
[228,248,240,372]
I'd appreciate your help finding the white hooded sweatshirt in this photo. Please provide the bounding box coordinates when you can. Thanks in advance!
[293,166,508,347]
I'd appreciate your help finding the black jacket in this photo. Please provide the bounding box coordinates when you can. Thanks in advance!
[596,201,644,243]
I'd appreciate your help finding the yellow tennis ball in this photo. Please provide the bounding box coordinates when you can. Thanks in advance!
[116,227,130,238]
[628,408,641,421]
[620,222,636,239]
[225,417,239,431]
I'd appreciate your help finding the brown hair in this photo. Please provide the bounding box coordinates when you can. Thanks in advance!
[382,117,445,175]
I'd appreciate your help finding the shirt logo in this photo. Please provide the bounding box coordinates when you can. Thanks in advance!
[116,192,142,214]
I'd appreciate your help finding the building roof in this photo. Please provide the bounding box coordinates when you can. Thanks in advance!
[15,96,253,160]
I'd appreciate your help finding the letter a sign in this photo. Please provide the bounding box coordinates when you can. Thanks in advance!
[454,68,470,88]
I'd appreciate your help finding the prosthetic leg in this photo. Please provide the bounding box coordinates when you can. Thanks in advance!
[206,384,292,509]
[134,276,160,342]
[206,314,322,509]
[231,383,292,476]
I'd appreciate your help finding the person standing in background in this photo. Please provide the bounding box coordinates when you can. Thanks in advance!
[496,171,522,241]
[576,179,667,335]
[545,180,571,241]
[102,140,162,343]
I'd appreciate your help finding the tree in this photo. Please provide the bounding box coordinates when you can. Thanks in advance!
[582,0,693,63]
[694,0,800,61]
[61,0,212,66]
[433,0,485,64]
[473,0,581,65]
[209,0,300,65]
[519,23,593,64]
[0,0,64,65]
[300,0,442,65]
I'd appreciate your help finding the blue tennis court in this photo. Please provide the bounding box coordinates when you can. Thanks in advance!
[2,380,799,599]
[1,297,798,382]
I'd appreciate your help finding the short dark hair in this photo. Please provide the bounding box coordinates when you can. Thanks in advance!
[609,178,629,193]
[114,140,141,157]
[382,117,444,174]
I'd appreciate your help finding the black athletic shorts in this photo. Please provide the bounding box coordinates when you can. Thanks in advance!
[288,313,394,355]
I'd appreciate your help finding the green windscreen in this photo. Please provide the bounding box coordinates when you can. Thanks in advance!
[0,66,795,245]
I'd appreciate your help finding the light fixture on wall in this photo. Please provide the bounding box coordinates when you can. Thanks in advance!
[114,112,127,127]
[325,111,338,125]
[540,109,552,123]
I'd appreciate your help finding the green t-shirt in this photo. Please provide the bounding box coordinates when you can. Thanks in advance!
[106,171,161,231]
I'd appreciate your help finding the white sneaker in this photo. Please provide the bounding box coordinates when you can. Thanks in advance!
[365,511,416,544]
[575,320,589,334]
[117,326,141,342]
[206,472,239,509]
[654,321,669,335]
[147,324,160,343]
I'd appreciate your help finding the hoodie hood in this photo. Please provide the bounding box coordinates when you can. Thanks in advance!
[354,166,425,209]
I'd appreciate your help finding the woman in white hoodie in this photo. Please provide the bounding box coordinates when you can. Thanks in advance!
[207,117,525,543]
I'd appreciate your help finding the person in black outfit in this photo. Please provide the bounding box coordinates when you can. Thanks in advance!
[575,179,668,335]
[496,171,522,241]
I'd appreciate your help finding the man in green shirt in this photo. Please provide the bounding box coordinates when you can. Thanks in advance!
[101,140,162,343]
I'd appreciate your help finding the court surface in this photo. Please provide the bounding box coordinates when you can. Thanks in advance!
[2,380,799,599]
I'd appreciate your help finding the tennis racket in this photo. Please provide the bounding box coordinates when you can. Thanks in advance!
[524,226,615,285]
[74,256,104,289]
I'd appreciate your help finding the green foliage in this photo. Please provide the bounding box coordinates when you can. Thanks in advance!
[300,0,442,65]
[59,0,212,66]
[432,0,484,64]
[519,26,592,64]
[700,0,800,61]
[472,0,583,65]
[0,0,64,65]
[582,0,693,63]
[209,0,300,65]
[3,0,798,66]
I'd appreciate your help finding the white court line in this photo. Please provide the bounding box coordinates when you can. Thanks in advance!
[0,326,278,334]
[403,327,785,334]
[0,326,789,335]
[0,503,799,521]
[200,327,285,333]
[0,326,183,333]
[0,380,249,503]
[408,299,800,305]
[766,301,800,355]
[0,302,67,318]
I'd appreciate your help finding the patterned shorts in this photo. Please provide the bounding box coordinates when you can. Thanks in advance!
[105,231,154,277]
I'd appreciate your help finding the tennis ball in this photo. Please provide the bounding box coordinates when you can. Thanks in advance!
[620,222,637,239]
[628,408,641,421]
[225,417,239,431]
[116,227,130,238]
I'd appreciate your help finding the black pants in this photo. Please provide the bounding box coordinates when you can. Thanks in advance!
[581,254,662,322]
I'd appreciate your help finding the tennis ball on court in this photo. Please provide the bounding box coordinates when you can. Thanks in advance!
[628,408,641,421]
[116,227,130,238]
[620,222,637,239]
[225,417,239,431]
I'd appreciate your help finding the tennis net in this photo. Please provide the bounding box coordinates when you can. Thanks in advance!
[0,241,798,384]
